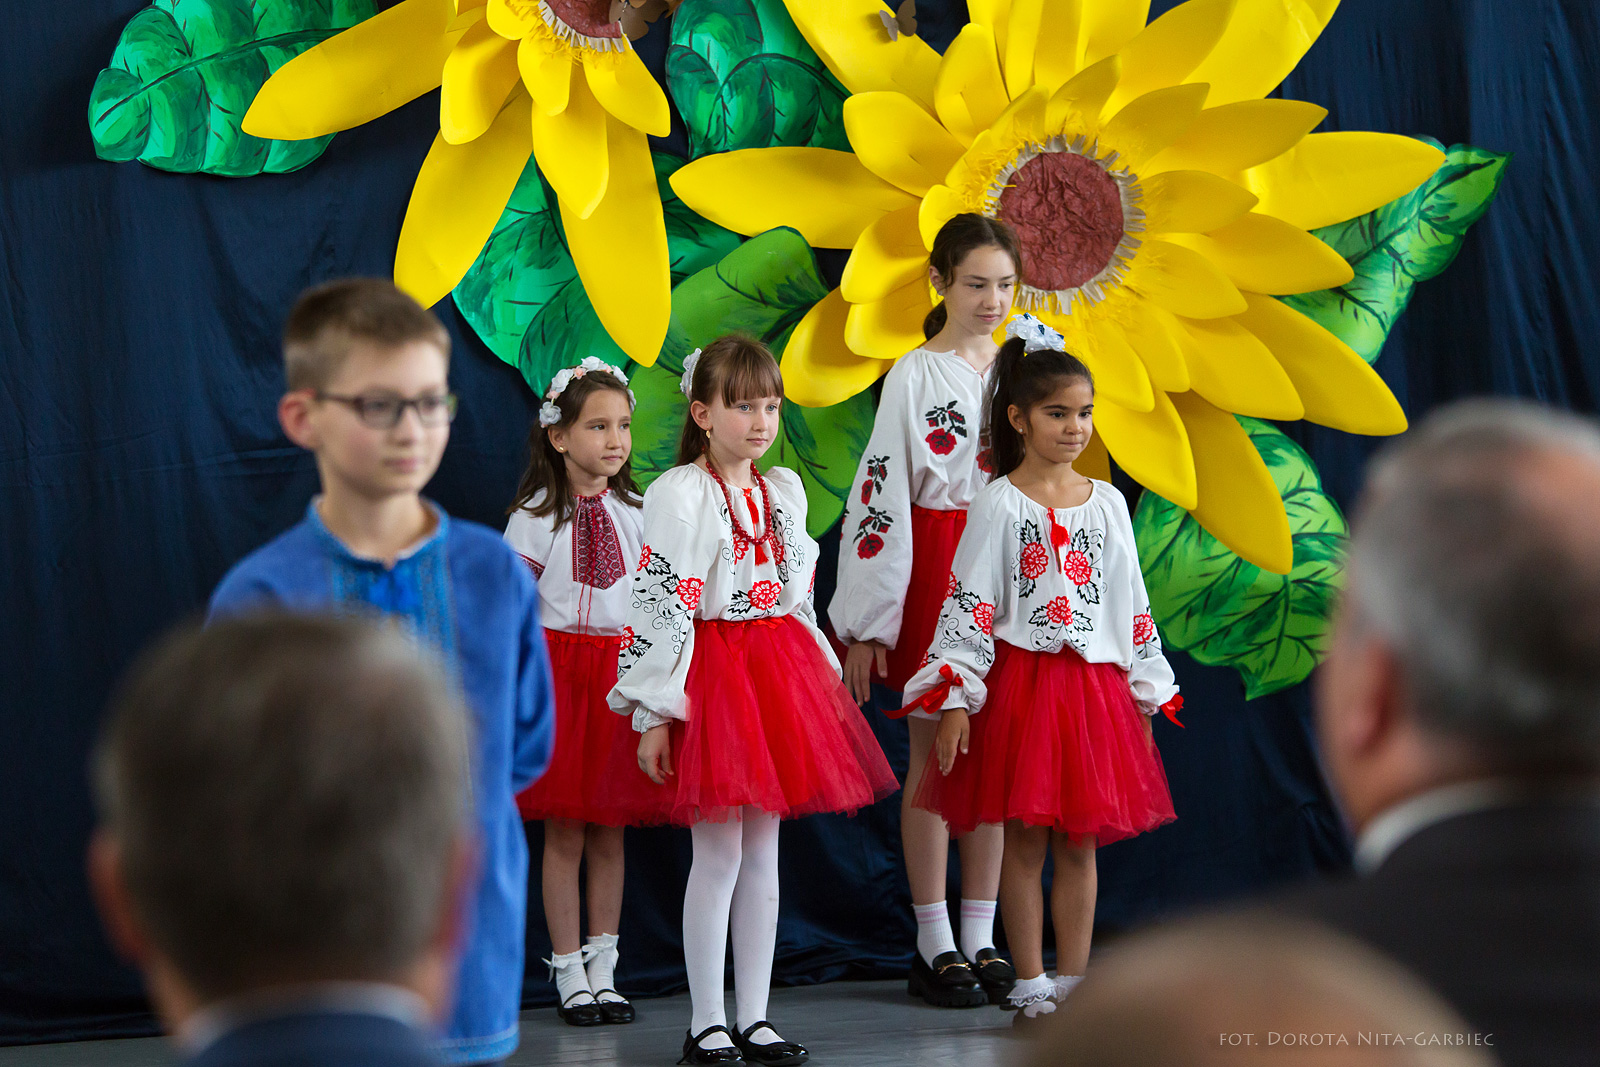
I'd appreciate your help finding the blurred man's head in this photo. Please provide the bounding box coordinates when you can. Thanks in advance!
[1319,400,1600,830]
[1030,916,1496,1067]
[88,613,474,1031]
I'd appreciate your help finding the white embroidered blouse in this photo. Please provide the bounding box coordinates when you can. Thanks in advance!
[829,347,994,649]
[902,476,1180,718]
[606,464,834,733]
[503,489,643,636]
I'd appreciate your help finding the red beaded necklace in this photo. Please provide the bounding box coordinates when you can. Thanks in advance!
[705,460,784,566]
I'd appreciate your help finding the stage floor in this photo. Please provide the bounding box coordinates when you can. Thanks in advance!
[0,980,1021,1067]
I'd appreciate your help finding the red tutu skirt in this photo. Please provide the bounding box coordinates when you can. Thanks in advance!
[884,505,967,692]
[607,616,899,826]
[515,630,642,826]
[914,641,1175,843]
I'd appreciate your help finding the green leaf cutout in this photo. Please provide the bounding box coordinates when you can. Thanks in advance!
[1133,419,1349,700]
[452,152,741,394]
[666,0,850,158]
[1282,141,1510,365]
[630,227,874,537]
[88,0,377,176]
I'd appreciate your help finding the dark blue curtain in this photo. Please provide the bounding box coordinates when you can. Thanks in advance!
[3,0,1593,1045]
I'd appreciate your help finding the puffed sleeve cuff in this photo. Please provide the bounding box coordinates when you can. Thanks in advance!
[1136,694,1185,726]
[632,708,672,733]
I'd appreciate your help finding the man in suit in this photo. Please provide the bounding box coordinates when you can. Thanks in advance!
[87,613,477,1067]
[1274,399,1600,1066]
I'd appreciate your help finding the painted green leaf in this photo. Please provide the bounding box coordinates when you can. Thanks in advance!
[1133,419,1349,700]
[631,227,873,536]
[666,0,850,158]
[88,0,377,176]
[452,152,741,394]
[1282,141,1510,365]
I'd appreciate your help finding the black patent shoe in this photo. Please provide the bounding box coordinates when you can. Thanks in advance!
[907,950,987,1008]
[734,1020,809,1066]
[595,990,635,1024]
[679,1025,746,1065]
[556,989,605,1027]
[972,947,1018,1005]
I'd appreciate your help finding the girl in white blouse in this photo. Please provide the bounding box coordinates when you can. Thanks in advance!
[606,337,895,1067]
[503,358,644,1029]
[833,213,1022,1007]
[902,316,1182,1026]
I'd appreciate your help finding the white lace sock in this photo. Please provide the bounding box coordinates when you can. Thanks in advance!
[731,811,782,1045]
[683,816,746,1050]
[958,898,997,960]
[585,933,626,1004]
[913,901,958,966]
[1008,974,1061,1019]
[1053,974,1084,999]
[547,949,595,1007]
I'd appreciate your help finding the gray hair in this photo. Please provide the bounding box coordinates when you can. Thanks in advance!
[1346,398,1600,772]
[93,613,471,999]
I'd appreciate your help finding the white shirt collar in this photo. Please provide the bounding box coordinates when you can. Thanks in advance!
[179,981,429,1056]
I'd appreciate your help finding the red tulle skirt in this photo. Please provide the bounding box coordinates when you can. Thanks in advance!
[914,641,1176,843]
[884,506,968,692]
[607,616,899,826]
[515,630,642,826]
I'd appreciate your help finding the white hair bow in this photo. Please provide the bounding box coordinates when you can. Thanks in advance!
[1005,313,1066,354]
[680,348,703,399]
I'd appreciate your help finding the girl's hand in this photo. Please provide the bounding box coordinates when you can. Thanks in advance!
[843,641,889,704]
[637,724,674,784]
[936,709,970,776]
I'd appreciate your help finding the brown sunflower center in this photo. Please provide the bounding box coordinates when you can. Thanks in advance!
[545,0,623,39]
[996,151,1125,292]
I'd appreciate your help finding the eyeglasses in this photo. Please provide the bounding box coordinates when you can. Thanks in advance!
[315,392,458,429]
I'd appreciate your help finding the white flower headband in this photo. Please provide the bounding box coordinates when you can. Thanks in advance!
[539,356,635,427]
[1005,313,1066,354]
[679,348,702,399]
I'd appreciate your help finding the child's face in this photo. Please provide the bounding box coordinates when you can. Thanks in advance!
[294,339,452,502]
[930,244,1017,336]
[1010,379,1094,466]
[549,388,632,484]
[693,392,781,465]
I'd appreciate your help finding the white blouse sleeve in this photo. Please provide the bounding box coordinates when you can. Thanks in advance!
[1110,494,1180,716]
[829,364,916,648]
[503,500,556,579]
[900,495,1005,716]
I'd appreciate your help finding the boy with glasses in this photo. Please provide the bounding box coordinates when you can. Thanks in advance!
[209,278,556,1066]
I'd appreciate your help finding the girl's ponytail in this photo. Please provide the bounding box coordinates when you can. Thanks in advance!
[922,302,948,340]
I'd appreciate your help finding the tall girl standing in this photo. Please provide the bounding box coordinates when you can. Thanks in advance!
[831,213,1021,1007]
[608,337,897,1065]
[504,358,643,1028]
[903,316,1181,1027]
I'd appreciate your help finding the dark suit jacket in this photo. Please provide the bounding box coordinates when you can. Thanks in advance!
[183,1010,440,1067]
[1268,796,1600,1067]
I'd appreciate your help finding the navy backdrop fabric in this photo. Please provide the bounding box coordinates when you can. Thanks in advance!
[2,0,1595,1045]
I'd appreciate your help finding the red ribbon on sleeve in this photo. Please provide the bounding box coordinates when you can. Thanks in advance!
[889,664,962,719]
[1158,695,1184,728]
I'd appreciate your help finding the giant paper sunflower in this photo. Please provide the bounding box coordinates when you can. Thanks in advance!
[671,0,1443,571]
[243,0,673,364]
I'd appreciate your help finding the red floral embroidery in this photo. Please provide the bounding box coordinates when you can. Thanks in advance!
[860,479,873,504]
[946,572,959,597]
[972,602,995,635]
[637,545,653,570]
[1063,549,1093,586]
[620,626,637,651]
[1045,596,1075,626]
[1133,613,1156,647]
[1020,541,1049,580]
[857,532,885,559]
[675,577,704,610]
[976,447,994,474]
[926,428,957,455]
[748,580,781,612]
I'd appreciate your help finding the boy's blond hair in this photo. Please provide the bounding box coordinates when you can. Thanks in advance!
[283,278,450,391]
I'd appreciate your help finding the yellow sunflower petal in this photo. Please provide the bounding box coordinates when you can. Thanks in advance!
[583,46,671,136]
[1094,389,1197,510]
[967,0,1013,58]
[440,17,519,144]
[1118,300,1192,391]
[844,92,968,197]
[1038,309,1154,411]
[518,36,571,115]
[935,24,1010,146]
[1139,169,1258,234]
[845,277,932,360]
[1185,0,1339,108]
[1143,98,1326,177]
[782,289,895,407]
[1080,0,1153,67]
[1033,0,1086,93]
[1045,54,1121,132]
[1163,212,1353,294]
[1074,430,1113,481]
[1235,293,1408,436]
[1099,82,1209,168]
[243,0,459,139]
[671,148,920,249]
[1103,0,1236,115]
[1125,238,1247,319]
[918,183,970,250]
[561,118,670,366]
[1174,315,1304,420]
[395,93,531,308]
[782,0,941,109]
[1246,132,1447,230]
[1003,0,1046,97]
[530,66,609,218]
[842,205,927,304]
[1171,390,1292,574]
[458,0,486,11]
[485,0,533,37]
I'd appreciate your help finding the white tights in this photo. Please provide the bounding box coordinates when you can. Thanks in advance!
[684,809,781,1049]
